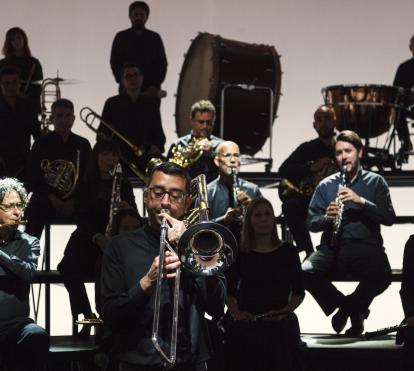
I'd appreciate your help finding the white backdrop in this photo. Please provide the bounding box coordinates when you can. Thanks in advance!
[3,0,414,335]
[2,0,414,169]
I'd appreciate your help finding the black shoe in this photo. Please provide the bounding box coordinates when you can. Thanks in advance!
[332,307,349,333]
[344,312,364,337]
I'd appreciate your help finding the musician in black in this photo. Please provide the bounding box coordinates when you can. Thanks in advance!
[57,139,136,336]
[169,100,224,184]
[302,130,395,336]
[0,27,43,113]
[25,98,92,239]
[0,66,40,179]
[393,34,414,162]
[110,1,167,98]
[278,105,337,257]
[98,62,165,175]
[0,178,49,371]
[400,235,414,370]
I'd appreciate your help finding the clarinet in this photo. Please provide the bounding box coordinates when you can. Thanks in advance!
[231,168,240,207]
[330,166,347,247]
[105,163,122,238]
[365,323,407,341]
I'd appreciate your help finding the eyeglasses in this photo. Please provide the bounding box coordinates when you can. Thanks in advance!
[148,186,187,203]
[0,203,24,211]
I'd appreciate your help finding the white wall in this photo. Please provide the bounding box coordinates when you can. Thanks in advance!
[5,0,413,335]
[2,0,414,169]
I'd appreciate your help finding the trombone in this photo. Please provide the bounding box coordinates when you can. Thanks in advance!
[79,107,148,182]
[152,174,236,365]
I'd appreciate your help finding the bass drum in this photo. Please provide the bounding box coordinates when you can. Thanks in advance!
[322,84,403,138]
[175,33,282,155]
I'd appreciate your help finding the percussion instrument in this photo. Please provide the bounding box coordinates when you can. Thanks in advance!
[322,84,403,138]
[176,33,282,155]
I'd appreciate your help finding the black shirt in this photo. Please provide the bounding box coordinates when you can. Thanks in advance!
[0,95,40,177]
[99,93,166,170]
[110,28,167,90]
[26,131,92,197]
[101,225,226,368]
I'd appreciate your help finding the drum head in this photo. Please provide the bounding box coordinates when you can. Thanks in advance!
[322,84,403,138]
[176,33,282,155]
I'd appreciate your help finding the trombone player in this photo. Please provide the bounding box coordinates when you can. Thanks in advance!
[101,162,227,371]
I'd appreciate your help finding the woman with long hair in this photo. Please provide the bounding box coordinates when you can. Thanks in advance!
[57,138,137,336]
[0,27,43,112]
[225,197,305,371]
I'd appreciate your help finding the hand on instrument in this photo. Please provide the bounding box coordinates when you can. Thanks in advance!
[160,211,187,244]
[325,201,340,222]
[236,191,252,207]
[337,186,364,205]
[224,207,244,225]
[140,251,181,293]
[197,138,212,153]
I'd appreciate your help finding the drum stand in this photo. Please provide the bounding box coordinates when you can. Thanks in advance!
[220,84,274,172]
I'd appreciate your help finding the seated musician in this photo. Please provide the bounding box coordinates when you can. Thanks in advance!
[98,61,165,174]
[400,235,414,370]
[225,197,305,371]
[393,34,414,162]
[278,105,337,257]
[0,178,49,371]
[207,141,262,229]
[0,27,43,114]
[25,98,92,239]
[302,130,395,336]
[0,66,40,179]
[57,138,137,337]
[168,100,224,184]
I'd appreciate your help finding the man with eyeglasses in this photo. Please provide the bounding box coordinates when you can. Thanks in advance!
[0,178,49,371]
[101,162,226,371]
[168,100,224,184]
[207,141,262,227]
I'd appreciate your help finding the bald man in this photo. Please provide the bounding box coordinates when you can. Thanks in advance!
[207,141,262,226]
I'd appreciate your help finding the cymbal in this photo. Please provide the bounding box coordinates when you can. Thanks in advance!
[22,77,83,85]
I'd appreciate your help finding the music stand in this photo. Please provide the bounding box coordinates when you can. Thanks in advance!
[220,83,274,172]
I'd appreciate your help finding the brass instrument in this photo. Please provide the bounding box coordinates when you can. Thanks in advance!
[146,137,204,176]
[41,150,80,200]
[39,78,62,133]
[80,106,147,181]
[152,174,236,365]
[105,163,122,238]
[330,166,347,247]
[278,158,338,202]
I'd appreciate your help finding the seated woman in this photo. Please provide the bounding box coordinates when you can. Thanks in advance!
[225,197,305,371]
[57,138,137,336]
[0,27,43,113]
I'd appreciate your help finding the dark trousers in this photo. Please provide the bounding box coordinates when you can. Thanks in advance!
[224,313,304,371]
[302,241,392,316]
[0,321,49,371]
[57,231,100,316]
[25,193,57,239]
[282,196,314,256]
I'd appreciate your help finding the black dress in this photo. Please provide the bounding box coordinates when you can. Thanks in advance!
[225,242,305,371]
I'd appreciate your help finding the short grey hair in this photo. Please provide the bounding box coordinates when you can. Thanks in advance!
[0,178,29,208]
[190,100,216,120]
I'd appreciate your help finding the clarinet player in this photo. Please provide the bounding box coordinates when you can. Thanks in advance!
[302,130,395,336]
